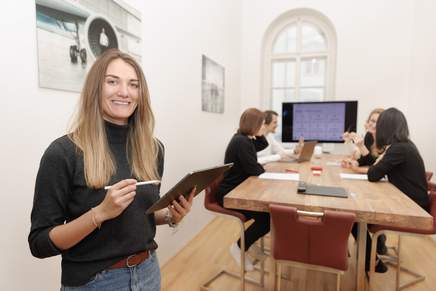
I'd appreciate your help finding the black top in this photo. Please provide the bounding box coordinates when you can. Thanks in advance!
[357,132,377,166]
[367,141,429,211]
[216,134,268,205]
[28,122,164,286]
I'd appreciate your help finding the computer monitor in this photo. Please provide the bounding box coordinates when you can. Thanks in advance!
[282,101,358,143]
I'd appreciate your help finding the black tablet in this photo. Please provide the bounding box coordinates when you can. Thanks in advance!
[145,163,233,214]
[297,181,349,198]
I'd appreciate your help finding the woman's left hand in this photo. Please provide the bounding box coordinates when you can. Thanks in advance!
[169,186,196,224]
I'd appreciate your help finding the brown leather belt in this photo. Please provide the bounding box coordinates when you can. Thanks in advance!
[110,249,154,269]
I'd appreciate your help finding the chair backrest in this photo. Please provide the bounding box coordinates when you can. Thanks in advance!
[203,174,246,222]
[426,171,433,182]
[429,181,436,192]
[269,204,355,271]
[429,190,436,233]
[204,175,223,208]
[426,171,434,191]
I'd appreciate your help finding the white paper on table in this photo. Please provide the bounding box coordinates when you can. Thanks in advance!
[326,161,341,166]
[259,172,299,181]
[340,173,368,180]
[340,173,387,181]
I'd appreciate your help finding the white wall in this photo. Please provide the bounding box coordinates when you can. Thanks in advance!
[240,0,435,172]
[141,0,243,264]
[407,0,436,174]
[0,1,242,290]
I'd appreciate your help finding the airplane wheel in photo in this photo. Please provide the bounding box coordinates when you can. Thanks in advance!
[80,48,87,64]
[70,45,78,63]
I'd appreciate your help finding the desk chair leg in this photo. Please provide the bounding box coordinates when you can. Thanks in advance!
[277,263,282,291]
[240,225,246,291]
[369,232,425,291]
[396,236,401,290]
[201,217,263,291]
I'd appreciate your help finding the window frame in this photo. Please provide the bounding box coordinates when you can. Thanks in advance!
[261,9,337,109]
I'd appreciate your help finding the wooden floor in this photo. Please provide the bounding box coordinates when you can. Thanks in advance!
[161,217,436,291]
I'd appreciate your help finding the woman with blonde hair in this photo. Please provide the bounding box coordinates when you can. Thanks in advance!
[29,49,194,291]
[216,108,270,271]
[343,108,384,166]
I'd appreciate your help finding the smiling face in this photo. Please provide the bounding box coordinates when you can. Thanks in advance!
[266,114,278,134]
[101,58,139,125]
[366,112,380,135]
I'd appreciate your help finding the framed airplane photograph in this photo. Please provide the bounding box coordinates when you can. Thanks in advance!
[35,0,142,92]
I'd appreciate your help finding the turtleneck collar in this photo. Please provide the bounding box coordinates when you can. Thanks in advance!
[104,121,129,144]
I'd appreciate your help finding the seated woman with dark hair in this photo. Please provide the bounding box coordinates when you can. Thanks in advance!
[344,107,430,273]
[216,108,270,271]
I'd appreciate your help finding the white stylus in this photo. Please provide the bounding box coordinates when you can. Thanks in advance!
[104,180,161,190]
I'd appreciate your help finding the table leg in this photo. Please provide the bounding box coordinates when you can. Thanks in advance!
[356,222,367,291]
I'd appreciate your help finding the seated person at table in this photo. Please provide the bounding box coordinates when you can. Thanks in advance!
[257,110,303,164]
[216,108,270,271]
[343,107,430,272]
[342,108,384,166]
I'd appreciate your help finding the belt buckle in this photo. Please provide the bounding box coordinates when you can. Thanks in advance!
[126,254,138,268]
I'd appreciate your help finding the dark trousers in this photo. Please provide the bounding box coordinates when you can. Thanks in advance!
[235,209,270,251]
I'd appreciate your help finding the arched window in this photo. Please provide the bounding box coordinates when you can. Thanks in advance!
[262,8,337,138]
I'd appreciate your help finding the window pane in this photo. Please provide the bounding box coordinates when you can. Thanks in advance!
[301,23,326,52]
[300,58,325,87]
[272,89,295,141]
[273,25,297,54]
[300,88,324,101]
[272,61,296,88]
[272,88,295,112]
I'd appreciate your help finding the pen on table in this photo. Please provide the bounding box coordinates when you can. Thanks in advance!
[104,180,161,190]
[285,169,299,173]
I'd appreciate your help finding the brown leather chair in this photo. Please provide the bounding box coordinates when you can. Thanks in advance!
[269,204,355,291]
[429,181,436,192]
[425,171,433,183]
[201,175,265,291]
[368,190,436,290]
[426,171,433,191]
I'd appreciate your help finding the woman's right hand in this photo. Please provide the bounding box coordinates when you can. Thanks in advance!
[94,179,137,223]
[341,158,358,169]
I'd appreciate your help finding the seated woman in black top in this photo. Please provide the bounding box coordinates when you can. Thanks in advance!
[345,107,430,272]
[343,108,384,167]
[216,108,270,271]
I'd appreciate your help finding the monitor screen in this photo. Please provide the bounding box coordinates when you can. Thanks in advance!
[282,101,358,143]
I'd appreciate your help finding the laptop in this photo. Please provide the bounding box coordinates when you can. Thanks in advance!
[280,141,317,163]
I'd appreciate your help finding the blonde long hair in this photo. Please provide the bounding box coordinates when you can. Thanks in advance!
[69,49,160,188]
[367,108,384,157]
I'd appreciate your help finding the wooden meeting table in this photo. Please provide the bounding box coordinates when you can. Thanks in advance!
[223,155,433,291]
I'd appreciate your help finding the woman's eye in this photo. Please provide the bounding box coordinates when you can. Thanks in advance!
[107,79,118,85]
[130,83,139,89]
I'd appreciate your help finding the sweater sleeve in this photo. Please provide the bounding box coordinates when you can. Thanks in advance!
[367,144,404,182]
[28,139,74,258]
[357,133,376,166]
[253,135,268,152]
[238,138,265,176]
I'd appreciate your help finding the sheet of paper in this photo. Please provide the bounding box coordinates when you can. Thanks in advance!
[340,173,387,181]
[326,161,341,166]
[259,172,299,181]
[340,173,369,180]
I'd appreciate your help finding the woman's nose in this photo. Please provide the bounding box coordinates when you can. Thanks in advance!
[117,83,128,97]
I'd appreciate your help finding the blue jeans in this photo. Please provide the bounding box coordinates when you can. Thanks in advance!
[61,252,160,291]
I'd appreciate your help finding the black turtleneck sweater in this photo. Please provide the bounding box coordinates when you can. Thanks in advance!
[28,122,164,286]
[216,134,267,205]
